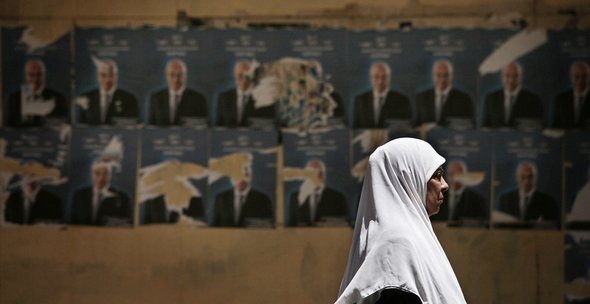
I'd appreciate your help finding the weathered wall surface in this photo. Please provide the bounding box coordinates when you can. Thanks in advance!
[1,1,589,303]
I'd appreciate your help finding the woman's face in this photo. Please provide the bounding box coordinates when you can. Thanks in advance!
[425,166,448,216]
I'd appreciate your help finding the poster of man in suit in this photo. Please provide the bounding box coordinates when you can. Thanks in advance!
[351,61,412,129]
[215,60,275,129]
[283,128,352,227]
[545,30,590,130]
[210,29,279,129]
[413,30,481,131]
[552,61,590,130]
[68,127,138,226]
[138,129,209,226]
[482,62,545,130]
[74,28,146,127]
[415,59,475,129]
[147,59,209,127]
[2,27,71,127]
[0,128,70,226]
[492,132,561,229]
[208,129,277,228]
[427,128,491,227]
[478,29,555,131]
[145,28,213,128]
[348,31,416,131]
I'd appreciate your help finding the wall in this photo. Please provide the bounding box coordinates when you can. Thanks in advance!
[0,1,589,303]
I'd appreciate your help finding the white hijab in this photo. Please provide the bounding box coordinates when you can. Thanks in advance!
[336,138,466,304]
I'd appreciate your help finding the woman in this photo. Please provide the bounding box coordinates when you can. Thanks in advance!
[336,138,466,304]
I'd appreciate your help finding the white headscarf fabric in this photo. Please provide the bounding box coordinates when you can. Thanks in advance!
[336,138,466,304]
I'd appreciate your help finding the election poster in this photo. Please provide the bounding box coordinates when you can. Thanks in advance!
[348,30,417,131]
[142,28,213,128]
[492,131,562,229]
[208,129,278,228]
[138,128,209,226]
[427,128,492,228]
[2,26,71,128]
[546,30,590,130]
[283,128,352,227]
[74,27,148,127]
[209,29,279,130]
[0,127,70,226]
[68,127,139,226]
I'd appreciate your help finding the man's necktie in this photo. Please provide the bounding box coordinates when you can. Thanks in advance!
[436,94,446,123]
[520,195,529,220]
[93,192,102,223]
[235,193,246,224]
[505,95,515,125]
[575,95,584,125]
[375,96,384,125]
[101,94,111,123]
[170,93,180,123]
[310,190,321,222]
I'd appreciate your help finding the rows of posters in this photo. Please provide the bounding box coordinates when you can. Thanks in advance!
[2,26,589,295]
[0,126,587,230]
[2,27,589,131]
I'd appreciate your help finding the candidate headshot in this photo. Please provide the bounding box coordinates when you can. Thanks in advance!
[148,59,209,127]
[215,60,275,128]
[430,159,487,225]
[482,62,544,129]
[287,159,349,227]
[70,160,132,226]
[414,59,474,129]
[7,58,69,127]
[77,58,140,126]
[352,61,412,129]
[4,172,63,225]
[211,154,273,227]
[552,61,590,129]
[497,161,559,225]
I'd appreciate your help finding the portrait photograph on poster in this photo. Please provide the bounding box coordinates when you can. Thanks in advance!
[0,128,70,226]
[68,127,138,227]
[283,128,352,227]
[492,131,562,229]
[208,129,277,228]
[427,128,492,228]
[138,128,209,226]
[2,27,71,128]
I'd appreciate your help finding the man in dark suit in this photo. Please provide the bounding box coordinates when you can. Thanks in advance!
[70,161,131,226]
[77,58,139,126]
[497,161,559,223]
[352,61,412,129]
[415,59,474,129]
[141,195,205,224]
[483,62,545,130]
[148,59,208,127]
[4,173,63,224]
[430,160,487,225]
[7,59,69,127]
[552,61,590,129]
[212,156,273,227]
[287,159,349,227]
[216,60,275,128]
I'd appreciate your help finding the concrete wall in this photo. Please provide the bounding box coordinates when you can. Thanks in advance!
[1,1,589,303]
